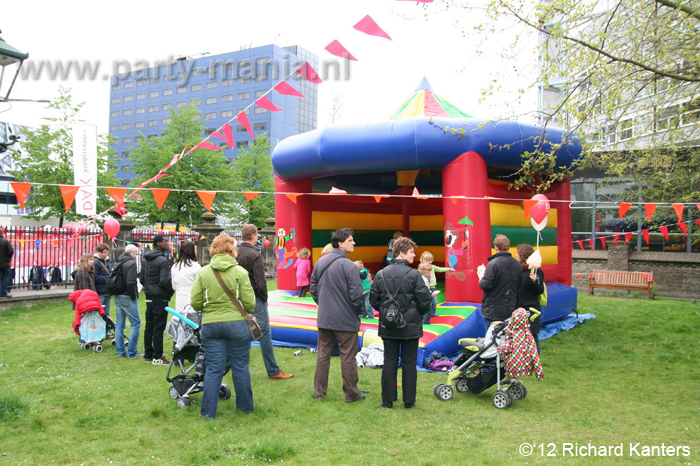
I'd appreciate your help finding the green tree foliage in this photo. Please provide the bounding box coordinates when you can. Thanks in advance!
[8,87,117,226]
[229,134,275,227]
[127,102,236,229]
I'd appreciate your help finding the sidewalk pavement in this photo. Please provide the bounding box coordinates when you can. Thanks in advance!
[0,287,73,309]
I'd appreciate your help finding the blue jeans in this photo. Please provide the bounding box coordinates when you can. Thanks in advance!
[114,295,141,357]
[200,320,253,418]
[254,298,280,377]
[361,293,373,319]
[99,294,111,317]
[0,267,10,296]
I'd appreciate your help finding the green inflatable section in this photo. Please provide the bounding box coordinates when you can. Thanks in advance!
[491,226,557,246]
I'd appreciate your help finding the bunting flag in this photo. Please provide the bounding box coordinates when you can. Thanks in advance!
[324,40,359,61]
[672,203,685,222]
[196,191,216,213]
[679,222,687,236]
[237,111,254,140]
[285,193,301,204]
[412,187,428,199]
[210,124,235,148]
[151,188,170,211]
[577,273,582,279]
[618,202,632,218]
[624,232,633,244]
[274,81,305,97]
[59,185,81,213]
[613,235,620,247]
[163,152,181,171]
[243,192,259,202]
[373,195,389,203]
[523,199,537,218]
[576,240,584,249]
[329,187,348,195]
[10,182,32,209]
[106,187,127,210]
[255,96,283,112]
[588,239,595,249]
[296,62,323,84]
[35,240,41,250]
[194,141,222,151]
[697,219,700,228]
[353,15,392,40]
[644,203,657,221]
[600,236,607,250]
[641,229,650,245]
[659,225,669,241]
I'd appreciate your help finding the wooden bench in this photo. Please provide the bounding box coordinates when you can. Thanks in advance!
[588,270,654,298]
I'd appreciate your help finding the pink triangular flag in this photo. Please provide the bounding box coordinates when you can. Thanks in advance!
[576,240,584,250]
[194,141,222,151]
[588,239,595,250]
[329,187,347,195]
[624,232,633,244]
[353,15,392,40]
[237,111,254,140]
[255,96,283,112]
[296,62,323,84]
[211,123,234,148]
[600,236,607,250]
[613,235,620,247]
[274,81,305,97]
[324,40,358,61]
[641,229,650,245]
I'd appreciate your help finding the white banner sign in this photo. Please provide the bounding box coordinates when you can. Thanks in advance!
[72,124,97,216]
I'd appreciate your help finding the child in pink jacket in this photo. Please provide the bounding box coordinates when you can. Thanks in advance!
[295,248,312,297]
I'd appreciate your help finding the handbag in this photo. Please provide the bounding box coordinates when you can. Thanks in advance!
[212,269,262,341]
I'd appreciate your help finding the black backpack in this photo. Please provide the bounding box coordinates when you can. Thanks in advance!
[378,269,410,330]
[107,260,128,296]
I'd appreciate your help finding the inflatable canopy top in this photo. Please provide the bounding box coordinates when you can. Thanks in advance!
[272,116,582,182]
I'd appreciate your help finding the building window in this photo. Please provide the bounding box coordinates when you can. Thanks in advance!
[237,108,250,115]
[136,93,146,100]
[137,79,147,86]
[236,141,249,149]
[124,82,134,88]
[254,107,267,114]
[205,112,217,120]
[174,102,184,109]
[237,92,250,100]
[162,118,171,125]
[221,94,233,102]
[134,136,143,142]
[177,87,187,94]
[112,83,121,90]
[123,109,132,116]
[205,97,217,105]
[111,97,120,104]
[192,68,204,76]
[255,90,266,98]
[123,95,133,102]
[110,125,118,132]
[239,76,251,84]
[236,125,247,133]
[136,107,145,114]
[162,89,173,96]
[149,105,158,112]
[164,74,175,81]
[162,104,172,111]
[149,91,159,98]
[148,120,158,127]
[135,121,145,129]
[121,151,129,158]
[111,111,119,118]
[150,77,159,84]
[121,137,131,144]
[253,123,267,131]
[221,110,234,118]
[222,79,234,87]
[191,84,202,91]
[206,82,218,89]
[122,123,132,130]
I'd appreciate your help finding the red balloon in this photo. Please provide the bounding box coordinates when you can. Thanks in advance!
[529,194,550,224]
[103,218,121,239]
[262,238,271,247]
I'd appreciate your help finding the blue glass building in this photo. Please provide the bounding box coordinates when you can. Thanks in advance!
[108,45,318,185]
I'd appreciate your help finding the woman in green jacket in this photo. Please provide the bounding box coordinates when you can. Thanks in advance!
[191,235,256,418]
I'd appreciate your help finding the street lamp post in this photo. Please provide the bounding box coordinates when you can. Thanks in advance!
[0,31,29,153]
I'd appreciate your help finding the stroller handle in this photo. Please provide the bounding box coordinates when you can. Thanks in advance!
[165,307,200,329]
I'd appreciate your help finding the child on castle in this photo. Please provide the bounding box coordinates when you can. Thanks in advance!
[355,260,374,319]
[295,248,312,298]
[419,251,453,324]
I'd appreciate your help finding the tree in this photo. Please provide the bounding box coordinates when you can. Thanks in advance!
[8,87,117,226]
[127,102,237,229]
[229,134,275,227]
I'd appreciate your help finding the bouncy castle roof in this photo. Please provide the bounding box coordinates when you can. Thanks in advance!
[390,77,472,120]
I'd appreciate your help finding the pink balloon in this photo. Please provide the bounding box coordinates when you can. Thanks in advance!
[530,194,550,224]
[103,218,121,239]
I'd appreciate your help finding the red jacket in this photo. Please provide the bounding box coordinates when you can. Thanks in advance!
[69,289,105,335]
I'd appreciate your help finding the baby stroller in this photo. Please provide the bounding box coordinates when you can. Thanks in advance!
[70,289,112,353]
[164,307,231,409]
[433,308,542,409]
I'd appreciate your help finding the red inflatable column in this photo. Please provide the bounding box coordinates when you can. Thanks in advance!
[442,152,491,303]
[274,175,312,292]
[553,179,572,286]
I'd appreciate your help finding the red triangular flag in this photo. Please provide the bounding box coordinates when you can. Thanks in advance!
[588,239,595,250]
[576,240,584,250]
[151,188,170,211]
[324,40,358,61]
[10,182,32,210]
[523,199,537,218]
[255,96,283,112]
[296,62,323,84]
[624,232,633,244]
[576,273,582,279]
[243,192,259,202]
[196,191,216,213]
[285,193,301,204]
[373,195,388,203]
[600,236,607,250]
[678,222,687,236]
[613,235,620,247]
[645,203,657,221]
[274,81,305,97]
[330,187,348,195]
[237,111,254,140]
[641,229,650,245]
[672,203,684,222]
[618,202,632,218]
[696,203,700,212]
[59,185,80,213]
[106,187,127,209]
[194,141,222,151]
[353,15,392,40]
[659,225,669,241]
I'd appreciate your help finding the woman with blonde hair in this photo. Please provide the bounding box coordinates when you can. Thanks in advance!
[191,235,256,418]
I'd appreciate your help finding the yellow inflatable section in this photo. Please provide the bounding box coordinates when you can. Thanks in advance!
[312,211,402,230]
[490,203,558,228]
[488,245,558,266]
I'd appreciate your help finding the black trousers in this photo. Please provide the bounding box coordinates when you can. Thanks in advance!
[381,337,419,405]
[144,299,168,359]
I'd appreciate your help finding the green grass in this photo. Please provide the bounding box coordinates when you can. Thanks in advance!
[0,294,698,465]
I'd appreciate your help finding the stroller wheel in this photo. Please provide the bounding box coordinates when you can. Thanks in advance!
[177,397,193,409]
[169,386,180,399]
[219,385,232,400]
[454,377,470,393]
[81,343,91,350]
[111,339,116,346]
[93,345,103,353]
[492,390,513,409]
[507,382,527,400]
[433,383,453,401]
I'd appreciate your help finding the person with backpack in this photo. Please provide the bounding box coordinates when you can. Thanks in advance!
[94,243,112,317]
[370,237,432,409]
[113,244,142,359]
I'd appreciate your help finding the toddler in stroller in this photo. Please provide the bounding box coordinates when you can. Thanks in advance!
[433,307,543,409]
[164,307,231,408]
[70,289,115,353]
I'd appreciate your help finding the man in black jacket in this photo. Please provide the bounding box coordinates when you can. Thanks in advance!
[236,224,293,380]
[0,232,14,298]
[114,244,142,359]
[478,234,522,328]
[94,243,112,317]
[139,235,174,365]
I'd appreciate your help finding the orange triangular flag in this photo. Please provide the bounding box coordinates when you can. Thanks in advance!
[243,192,259,202]
[373,195,388,203]
[59,185,81,213]
[641,229,650,244]
[285,193,301,204]
[151,188,170,210]
[672,203,684,222]
[678,222,687,236]
[659,225,669,241]
[618,202,632,218]
[523,199,537,218]
[107,187,127,208]
[10,182,32,209]
[196,191,216,213]
[644,203,657,221]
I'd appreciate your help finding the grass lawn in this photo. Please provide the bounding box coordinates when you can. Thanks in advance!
[0,293,698,465]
